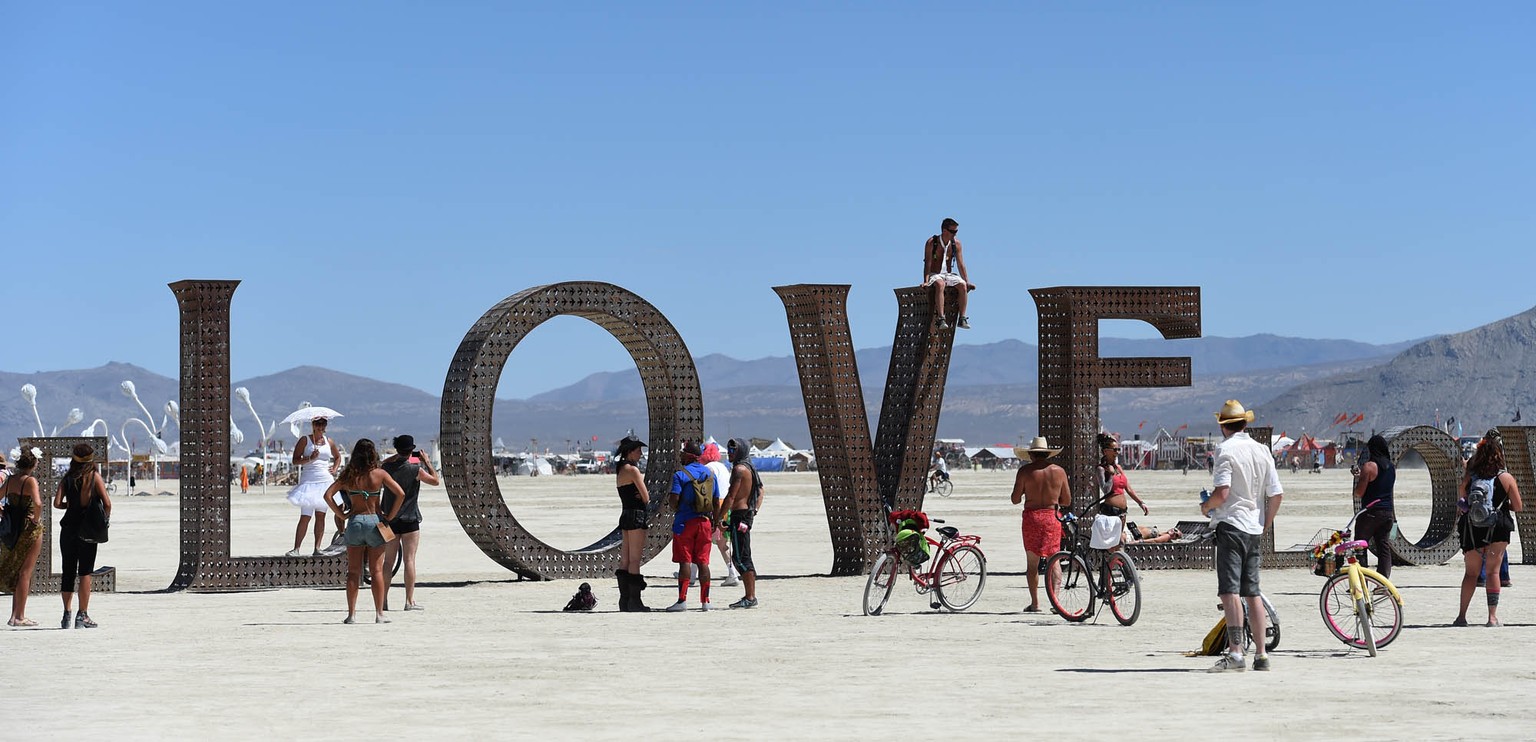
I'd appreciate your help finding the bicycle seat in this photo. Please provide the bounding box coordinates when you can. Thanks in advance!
[936,526,960,540]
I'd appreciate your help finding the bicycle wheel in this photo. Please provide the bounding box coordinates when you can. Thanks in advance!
[935,479,953,497]
[863,552,900,616]
[1320,572,1398,652]
[935,544,986,611]
[1045,552,1092,622]
[1105,552,1141,626]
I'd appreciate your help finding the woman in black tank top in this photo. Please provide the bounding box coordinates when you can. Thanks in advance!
[614,438,651,612]
[52,443,111,629]
[1350,434,1396,579]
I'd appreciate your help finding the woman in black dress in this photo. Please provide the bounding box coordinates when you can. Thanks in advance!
[1454,431,1523,627]
[614,437,650,612]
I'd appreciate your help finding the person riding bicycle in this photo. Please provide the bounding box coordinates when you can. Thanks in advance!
[928,452,950,492]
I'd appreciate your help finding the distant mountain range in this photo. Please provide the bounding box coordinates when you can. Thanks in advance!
[5,313,1532,453]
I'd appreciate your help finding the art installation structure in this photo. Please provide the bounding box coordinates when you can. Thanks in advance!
[169,280,344,591]
[14,436,116,593]
[1030,286,1202,509]
[1495,426,1536,564]
[440,282,698,580]
[774,285,958,576]
[138,275,1535,588]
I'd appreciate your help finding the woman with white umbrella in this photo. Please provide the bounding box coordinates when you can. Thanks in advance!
[285,414,344,557]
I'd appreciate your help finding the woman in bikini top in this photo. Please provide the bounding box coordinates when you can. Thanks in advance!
[1097,433,1148,518]
[323,439,405,624]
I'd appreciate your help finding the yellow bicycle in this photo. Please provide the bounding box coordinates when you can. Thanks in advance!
[1311,507,1405,657]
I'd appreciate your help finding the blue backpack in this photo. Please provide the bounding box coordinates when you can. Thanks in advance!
[1466,471,1503,529]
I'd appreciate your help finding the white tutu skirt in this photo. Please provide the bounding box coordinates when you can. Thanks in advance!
[287,471,335,515]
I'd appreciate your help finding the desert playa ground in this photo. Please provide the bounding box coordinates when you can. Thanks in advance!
[3,467,1529,740]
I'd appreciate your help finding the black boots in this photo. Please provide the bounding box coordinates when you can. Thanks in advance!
[616,569,651,612]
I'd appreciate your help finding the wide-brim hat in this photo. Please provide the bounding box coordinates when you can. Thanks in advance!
[1215,399,1256,425]
[1015,436,1061,458]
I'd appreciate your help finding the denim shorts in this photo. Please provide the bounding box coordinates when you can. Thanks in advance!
[345,514,385,549]
[1214,522,1262,597]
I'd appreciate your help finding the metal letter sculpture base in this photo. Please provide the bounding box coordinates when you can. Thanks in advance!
[11,436,115,593]
[440,282,700,580]
[169,280,345,591]
[774,285,958,575]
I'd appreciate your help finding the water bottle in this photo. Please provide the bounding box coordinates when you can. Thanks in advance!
[1199,488,1211,504]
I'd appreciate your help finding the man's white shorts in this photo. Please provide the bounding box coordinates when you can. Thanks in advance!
[925,272,965,287]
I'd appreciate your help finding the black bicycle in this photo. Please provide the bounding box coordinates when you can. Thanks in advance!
[1044,495,1142,626]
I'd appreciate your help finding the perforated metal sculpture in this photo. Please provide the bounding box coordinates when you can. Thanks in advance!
[439,282,698,580]
[1031,286,1202,508]
[169,280,345,591]
[774,285,959,575]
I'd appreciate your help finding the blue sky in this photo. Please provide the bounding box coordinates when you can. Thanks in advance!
[3,3,1533,397]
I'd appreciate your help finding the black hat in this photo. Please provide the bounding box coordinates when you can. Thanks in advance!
[617,437,647,457]
[682,440,702,459]
[394,434,415,453]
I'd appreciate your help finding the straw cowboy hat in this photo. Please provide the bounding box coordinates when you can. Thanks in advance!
[1214,399,1257,425]
[1014,436,1062,459]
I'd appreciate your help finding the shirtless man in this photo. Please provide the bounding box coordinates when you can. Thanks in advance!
[922,218,975,330]
[714,438,764,608]
[1010,437,1072,613]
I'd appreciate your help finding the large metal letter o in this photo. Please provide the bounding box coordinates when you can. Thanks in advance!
[1376,425,1464,566]
[440,282,701,580]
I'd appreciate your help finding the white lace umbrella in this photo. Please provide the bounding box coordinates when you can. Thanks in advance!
[280,406,344,427]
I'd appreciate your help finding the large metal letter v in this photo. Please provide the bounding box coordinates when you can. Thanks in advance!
[774,285,958,576]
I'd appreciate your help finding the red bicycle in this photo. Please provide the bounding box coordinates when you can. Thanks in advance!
[863,510,987,616]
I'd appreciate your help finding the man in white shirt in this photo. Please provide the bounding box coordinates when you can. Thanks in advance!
[1200,400,1284,672]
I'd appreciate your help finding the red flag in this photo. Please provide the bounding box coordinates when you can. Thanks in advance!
[1175,423,1189,432]
[1278,431,1286,439]
[591,435,598,442]
[1332,413,1349,425]
[1138,420,1146,430]
[1351,413,1365,425]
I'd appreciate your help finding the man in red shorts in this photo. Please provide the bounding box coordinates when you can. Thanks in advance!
[666,441,721,612]
[1010,437,1072,613]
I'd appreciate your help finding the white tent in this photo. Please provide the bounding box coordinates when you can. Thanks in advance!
[761,438,796,458]
[516,456,554,476]
[1271,436,1296,454]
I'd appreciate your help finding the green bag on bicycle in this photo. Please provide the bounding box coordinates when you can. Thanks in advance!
[896,526,930,566]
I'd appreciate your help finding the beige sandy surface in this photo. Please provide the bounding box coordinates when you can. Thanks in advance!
[3,467,1529,740]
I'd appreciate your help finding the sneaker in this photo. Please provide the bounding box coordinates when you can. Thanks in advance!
[75,612,98,629]
[720,576,740,587]
[61,610,73,630]
[1252,655,1271,672]
[730,597,758,609]
[284,548,303,557]
[404,603,425,611]
[320,544,347,556]
[700,602,713,612]
[957,316,970,329]
[1208,653,1246,673]
[343,615,356,624]
[376,614,391,624]
[664,600,688,612]
[935,318,949,330]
